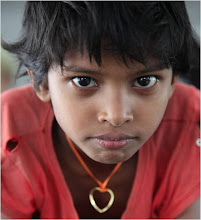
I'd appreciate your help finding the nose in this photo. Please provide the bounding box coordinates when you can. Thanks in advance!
[97,92,133,127]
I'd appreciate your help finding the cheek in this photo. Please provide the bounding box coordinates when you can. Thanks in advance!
[51,93,96,137]
[136,94,169,138]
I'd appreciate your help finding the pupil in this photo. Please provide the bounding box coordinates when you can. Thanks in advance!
[79,77,91,86]
[138,77,150,86]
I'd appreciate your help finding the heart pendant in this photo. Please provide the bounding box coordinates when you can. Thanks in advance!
[89,187,114,213]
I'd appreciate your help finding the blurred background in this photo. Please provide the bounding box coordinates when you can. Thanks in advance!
[1,1,200,92]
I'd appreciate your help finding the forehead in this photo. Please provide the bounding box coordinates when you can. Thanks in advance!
[63,49,166,73]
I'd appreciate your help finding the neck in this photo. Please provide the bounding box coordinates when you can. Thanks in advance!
[52,119,121,179]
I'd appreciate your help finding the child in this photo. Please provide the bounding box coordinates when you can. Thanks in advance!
[1,2,200,219]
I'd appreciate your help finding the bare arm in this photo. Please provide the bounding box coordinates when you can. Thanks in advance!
[176,198,200,219]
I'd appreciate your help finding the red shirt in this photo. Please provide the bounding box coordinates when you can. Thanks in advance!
[1,82,200,219]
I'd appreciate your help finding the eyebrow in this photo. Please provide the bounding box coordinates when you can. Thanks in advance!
[135,64,168,75]
[63,65,101,75]
[62,64,168,76]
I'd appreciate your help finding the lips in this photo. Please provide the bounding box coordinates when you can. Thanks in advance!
[91,133,136,149]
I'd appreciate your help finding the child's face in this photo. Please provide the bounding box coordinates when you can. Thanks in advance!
[40,50,176,164]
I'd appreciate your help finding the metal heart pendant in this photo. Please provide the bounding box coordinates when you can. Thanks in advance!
[89,187,114,213]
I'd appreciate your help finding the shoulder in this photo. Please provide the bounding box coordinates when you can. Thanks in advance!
[1,86,54,218]
[153,82,200,151]
[1,84,50,115]
[151,82,200,219]
[152,82,200,181]
[163,82,200,122]
[1,85,53,149]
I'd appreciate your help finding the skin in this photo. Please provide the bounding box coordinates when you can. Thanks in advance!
[36,51,177,165]
[6,49,197,219]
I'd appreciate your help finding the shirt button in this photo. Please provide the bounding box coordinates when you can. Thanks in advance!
[196,138,200,147]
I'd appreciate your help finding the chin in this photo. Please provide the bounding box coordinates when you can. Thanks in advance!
[91,150,134,164]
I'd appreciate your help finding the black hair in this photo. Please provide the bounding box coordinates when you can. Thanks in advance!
[2,1,200,90]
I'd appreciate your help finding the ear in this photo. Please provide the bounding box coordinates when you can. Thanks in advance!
[27,69,51,102]
[169,74,179,98]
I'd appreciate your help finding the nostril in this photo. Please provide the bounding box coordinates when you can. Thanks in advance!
[6,138,19,152]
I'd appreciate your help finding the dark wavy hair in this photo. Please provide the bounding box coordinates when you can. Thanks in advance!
[2,1,199,90]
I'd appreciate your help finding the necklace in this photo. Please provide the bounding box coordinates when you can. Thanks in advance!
[66,135,122,213]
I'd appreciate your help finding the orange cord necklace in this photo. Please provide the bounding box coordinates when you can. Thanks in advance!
[66,135,122,213]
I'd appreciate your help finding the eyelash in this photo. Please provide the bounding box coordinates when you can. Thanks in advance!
[71,77,98,88]
[133,76,159,88]
[70,75,159,89]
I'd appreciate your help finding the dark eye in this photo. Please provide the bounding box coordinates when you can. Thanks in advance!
[72,77,97,88]
[133,76,157,88]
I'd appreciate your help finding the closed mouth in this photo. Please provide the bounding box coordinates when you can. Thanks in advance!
[93,132,136,141]
[91,133,137,149]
